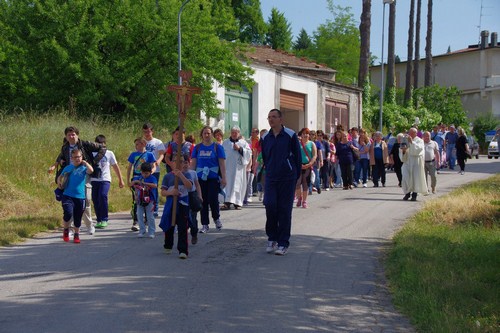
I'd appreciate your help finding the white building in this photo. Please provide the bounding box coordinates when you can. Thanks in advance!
[208,46,362,137]
[370,31,500,120]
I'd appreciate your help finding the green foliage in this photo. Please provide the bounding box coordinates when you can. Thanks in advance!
[386,175,500,332]
[0,0,254,126]
[293,28,312,54]
[472,111,500,146]
[304,4,360,84]
[413,84,467,127]
[232,0,267,44]
[265,7,292,51]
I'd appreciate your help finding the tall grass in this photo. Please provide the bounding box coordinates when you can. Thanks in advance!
[386,174,500,332]
[0,111,171,245]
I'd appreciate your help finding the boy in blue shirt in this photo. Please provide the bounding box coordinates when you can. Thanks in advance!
[127,137,157,231]
[159,154,193,259]
[131,162,158,238]
[59,149,94,244]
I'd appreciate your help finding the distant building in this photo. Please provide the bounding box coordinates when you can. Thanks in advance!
[206,46,362,137]
[370,30,500,120]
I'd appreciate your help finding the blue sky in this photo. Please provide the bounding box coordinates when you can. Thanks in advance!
[261,0,500,63]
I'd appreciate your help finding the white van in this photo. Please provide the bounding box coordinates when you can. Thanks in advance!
[488,134,499,159]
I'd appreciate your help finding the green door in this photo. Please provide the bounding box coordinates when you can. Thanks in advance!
[225,88,252,138]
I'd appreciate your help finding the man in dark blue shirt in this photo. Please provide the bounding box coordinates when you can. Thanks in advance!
[260,109,301,256]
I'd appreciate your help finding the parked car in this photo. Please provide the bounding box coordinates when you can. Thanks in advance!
[467,135,479,159]
[488,134,499,159]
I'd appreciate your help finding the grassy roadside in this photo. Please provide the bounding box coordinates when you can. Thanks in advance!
[386,174,500,332]
[0,111,170,246]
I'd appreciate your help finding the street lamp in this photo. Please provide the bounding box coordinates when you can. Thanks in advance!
[379,0,395,132]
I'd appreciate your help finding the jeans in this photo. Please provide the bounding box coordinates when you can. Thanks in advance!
[358,159,370,184]
[137,201,155,236]
[91,181,111,222]
[152,172,160,215]
[334,162,342,186]
[353,160,361,184]
[446,144,456,169]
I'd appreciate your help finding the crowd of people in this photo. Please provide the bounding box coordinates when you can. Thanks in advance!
[48,115,474,258]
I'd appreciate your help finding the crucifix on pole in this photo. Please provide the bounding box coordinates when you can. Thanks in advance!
[167,70,201,227]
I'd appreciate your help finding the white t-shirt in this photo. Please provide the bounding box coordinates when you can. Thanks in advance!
[91,150,117,182]
[424,141,439,162]
[145,138,165,163]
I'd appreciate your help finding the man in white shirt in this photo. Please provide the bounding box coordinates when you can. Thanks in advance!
[423,131,440,194]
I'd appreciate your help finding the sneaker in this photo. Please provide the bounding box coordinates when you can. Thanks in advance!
[275,246,288,256]
[148,234,155,239]
[266,241,277,254]
[179,253,188,259]
[88,225,95,235]
[362,183,367,188]
[131,222,139,232]
[200,225,209,233]
[324,187,330,191]
[258,192,264,201]
[63,229,70,242]
[101,221,108,228]
[247,197,253,203]
[460,171,465,175]
[215,219,223,230]
[192,235,198,245]
[95,222,103,229]
[137,232,146,238]
[302,201,308,209]
[296,197,302,207]
[73,233,80,244]
[353,182,358,188]
[164,248,172,255]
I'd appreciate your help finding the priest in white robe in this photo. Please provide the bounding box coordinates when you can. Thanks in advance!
[221,126,252,209]
[399,127,428,201]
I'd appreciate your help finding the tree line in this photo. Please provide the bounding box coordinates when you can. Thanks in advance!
[0,0,468,132]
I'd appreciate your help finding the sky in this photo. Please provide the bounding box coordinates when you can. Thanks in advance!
[260,0,500,63]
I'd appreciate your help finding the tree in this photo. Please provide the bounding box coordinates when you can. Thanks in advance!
[293,28,312,54]
[358,0,371,89]
[232,0,267,44]
[472,112,500,149]
[306,3,360,84]
[265,7,292,51]
[385,1,396,102]
[404,0,415,105]
[413,0,422,89]
[424,0,433,86]
[413,85,466,127]
[0,0,254,127]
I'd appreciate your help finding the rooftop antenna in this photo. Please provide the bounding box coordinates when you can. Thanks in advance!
[477,0,484,44]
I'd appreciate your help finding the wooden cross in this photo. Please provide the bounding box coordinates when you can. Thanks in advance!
[166,70,201,227]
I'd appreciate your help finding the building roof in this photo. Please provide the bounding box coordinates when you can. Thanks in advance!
[243,45,337,81]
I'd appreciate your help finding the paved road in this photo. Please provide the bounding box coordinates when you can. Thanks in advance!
[1,158,499,333]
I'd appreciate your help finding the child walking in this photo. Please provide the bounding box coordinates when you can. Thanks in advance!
[59,149,94,244]
[126,137,157,231]
[159,154,193,259]
[131,162,157,238]
[91,135,125,229]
